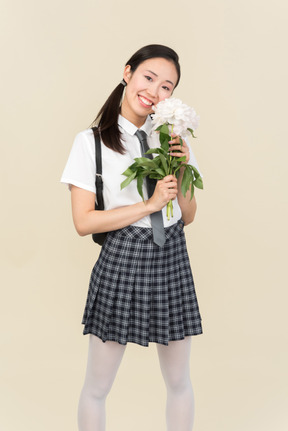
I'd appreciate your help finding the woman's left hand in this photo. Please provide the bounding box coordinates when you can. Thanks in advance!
[169,135,190,164]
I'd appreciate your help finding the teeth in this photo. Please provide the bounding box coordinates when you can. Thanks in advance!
[139,96,152,106]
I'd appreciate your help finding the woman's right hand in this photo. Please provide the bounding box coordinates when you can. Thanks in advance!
[71,175,178,237]
[147,175,178,213]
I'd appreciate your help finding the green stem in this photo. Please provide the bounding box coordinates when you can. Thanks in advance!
[166,199,173,221]
[168,124,174,175]
[166,124,175,221]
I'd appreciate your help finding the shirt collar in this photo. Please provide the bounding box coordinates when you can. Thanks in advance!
[118,114,152,136]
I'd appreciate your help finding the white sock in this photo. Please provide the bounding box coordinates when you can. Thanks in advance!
[78,335,126,431]
[157,337,195,431]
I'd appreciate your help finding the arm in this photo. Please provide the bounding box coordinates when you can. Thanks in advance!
[71,175,178,236]
[169,136,198,226]
[176,168,197,225]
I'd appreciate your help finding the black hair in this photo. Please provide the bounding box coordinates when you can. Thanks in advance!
[92,44,181,154]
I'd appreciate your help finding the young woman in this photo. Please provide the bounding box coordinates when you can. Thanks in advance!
[61,44,202,431]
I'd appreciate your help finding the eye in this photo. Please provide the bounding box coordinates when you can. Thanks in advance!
[162,85,171,91]
[145,75,153,82]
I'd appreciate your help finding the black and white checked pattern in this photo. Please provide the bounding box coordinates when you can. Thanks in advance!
[82,219,202,346]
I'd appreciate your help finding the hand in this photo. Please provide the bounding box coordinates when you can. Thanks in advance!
[147,175,178,212]
[169,135,190,164]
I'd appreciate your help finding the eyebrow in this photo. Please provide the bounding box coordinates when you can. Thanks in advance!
[146,70,175,87]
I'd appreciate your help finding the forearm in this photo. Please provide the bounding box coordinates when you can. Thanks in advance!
[71,176,178,236]
[72,200,153,236]
[177,168,197,225]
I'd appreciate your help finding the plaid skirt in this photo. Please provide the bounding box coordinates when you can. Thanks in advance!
[82,219,202,347]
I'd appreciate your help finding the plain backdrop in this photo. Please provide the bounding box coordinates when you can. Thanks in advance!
[1,0,287,430]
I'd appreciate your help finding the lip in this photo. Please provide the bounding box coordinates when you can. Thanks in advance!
[138,95,154,108]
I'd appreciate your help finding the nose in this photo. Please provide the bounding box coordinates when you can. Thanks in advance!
[147,82,159,99]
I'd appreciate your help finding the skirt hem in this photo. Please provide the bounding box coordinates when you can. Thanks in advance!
[82,328,203,347]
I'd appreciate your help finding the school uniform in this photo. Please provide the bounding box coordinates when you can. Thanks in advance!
[61,115,202,346]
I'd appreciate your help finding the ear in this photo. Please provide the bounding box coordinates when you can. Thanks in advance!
[123,65,132,84]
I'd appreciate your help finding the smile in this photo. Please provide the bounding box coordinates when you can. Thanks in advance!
[138,96,153,107]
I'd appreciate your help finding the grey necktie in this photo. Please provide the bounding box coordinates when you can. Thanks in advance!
[135,129,166,247]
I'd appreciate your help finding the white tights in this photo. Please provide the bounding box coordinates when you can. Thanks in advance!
[78,335,194,431]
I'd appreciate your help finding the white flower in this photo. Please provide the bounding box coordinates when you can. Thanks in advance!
[151,97,199,138]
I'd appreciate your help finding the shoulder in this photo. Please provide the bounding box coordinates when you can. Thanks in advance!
[73,128,94,147]
[61,128,97,193]
[69,128,95,159]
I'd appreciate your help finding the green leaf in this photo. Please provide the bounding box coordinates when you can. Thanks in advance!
[149,174,163,180]
[159,123,171,150]
[154,167,166,177]
[176,156,187,163]
[188,128,197,138]
[190,165,201,178]
[137,174,144,201]
[158,146,168,155]
[160,137,170,152]
[121,162,138,177]
[194,176,204,189]
[122,167,134,177]
[160,123,170,137]
[139,168,152,176]
[145,148,161,155]
[170,157,180,169]
[159,153,168,175]
[145,147,168,156]
[120,171,137,189]
[175,169,181,179]
[190,184,195,200]
[134,157,157,168]
[181,166,193,197]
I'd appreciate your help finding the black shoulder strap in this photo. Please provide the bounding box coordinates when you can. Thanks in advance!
[92,127,104,210]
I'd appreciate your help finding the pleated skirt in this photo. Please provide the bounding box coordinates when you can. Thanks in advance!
[82,218,202,347]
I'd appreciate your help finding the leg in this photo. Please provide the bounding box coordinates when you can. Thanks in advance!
[78,335,126,431]
[157,337,194,431]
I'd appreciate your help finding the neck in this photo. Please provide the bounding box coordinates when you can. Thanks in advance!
[120,105,147,129]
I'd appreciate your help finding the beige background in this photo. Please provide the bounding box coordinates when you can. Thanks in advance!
[1,0,287,430]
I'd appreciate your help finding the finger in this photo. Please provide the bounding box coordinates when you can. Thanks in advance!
[169,146,189,155]
[169,137,180,145]
[169,144,184,151]
[170,153,188,159]
[162,175,177,183]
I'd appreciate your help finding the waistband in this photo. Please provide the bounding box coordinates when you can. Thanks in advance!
[107,218,184,243]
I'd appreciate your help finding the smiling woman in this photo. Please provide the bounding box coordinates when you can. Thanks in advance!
[60,44,202,431]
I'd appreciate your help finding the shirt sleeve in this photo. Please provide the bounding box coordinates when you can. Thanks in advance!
[60,130,96,193]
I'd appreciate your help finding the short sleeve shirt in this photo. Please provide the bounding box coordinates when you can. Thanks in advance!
[61,115,202,228]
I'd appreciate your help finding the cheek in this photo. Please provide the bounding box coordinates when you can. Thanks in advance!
[131,75,147,91]
[158,91,172,102]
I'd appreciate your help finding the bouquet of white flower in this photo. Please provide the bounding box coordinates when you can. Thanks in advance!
[121,98,203,220]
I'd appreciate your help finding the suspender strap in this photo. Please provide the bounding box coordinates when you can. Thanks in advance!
[91,127,104,210]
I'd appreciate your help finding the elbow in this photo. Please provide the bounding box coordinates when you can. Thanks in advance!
[183,212,196,226]
[183,201,197,226]
[73,220,89,237]
[75,226,87,237]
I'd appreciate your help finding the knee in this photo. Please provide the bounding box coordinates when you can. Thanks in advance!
[163,370,192,395]
[82,378,113,402]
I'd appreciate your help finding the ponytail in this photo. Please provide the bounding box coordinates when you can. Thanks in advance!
[91,82,126,154]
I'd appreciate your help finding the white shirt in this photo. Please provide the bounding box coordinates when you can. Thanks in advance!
[61,115,202,228]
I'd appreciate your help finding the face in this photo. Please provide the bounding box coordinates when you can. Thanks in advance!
[121,57,178,127]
